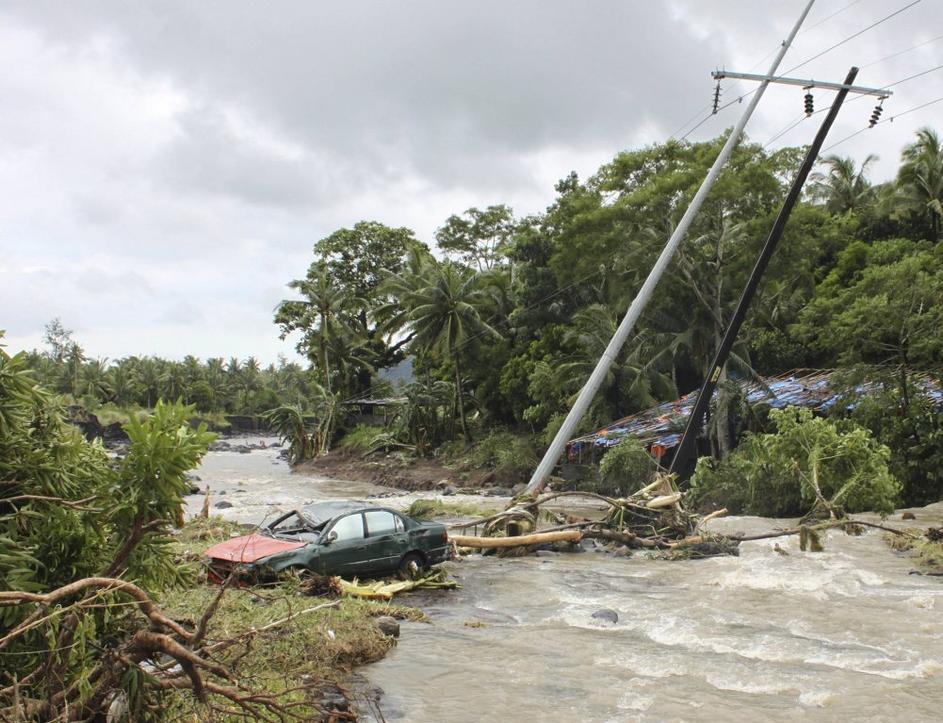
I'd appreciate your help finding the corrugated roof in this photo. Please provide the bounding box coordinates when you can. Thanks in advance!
[566,369,942,456]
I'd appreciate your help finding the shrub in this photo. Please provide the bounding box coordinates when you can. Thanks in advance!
[690,406,901,517]
[462,429,539,480]
[597,438,658,497]
[339,424,388,454]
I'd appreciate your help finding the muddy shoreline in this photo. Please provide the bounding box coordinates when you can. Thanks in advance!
[294,449,520,493]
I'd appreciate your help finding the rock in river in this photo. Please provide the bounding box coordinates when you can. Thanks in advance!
[591,609,619,624]
[214,500,234,509]
[375,616,401,638]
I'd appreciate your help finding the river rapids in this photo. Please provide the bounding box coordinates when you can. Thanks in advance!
[191,440,943,722]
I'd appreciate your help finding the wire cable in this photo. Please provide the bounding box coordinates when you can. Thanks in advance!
[783,0,924,74]
[801,0,866,33]
[821,94,943,152]
[764,62,943,147]
[861,32,943,68]
[673,0,925,143]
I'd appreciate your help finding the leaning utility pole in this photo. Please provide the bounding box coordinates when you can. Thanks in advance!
[668,65,891,484]
[524,0,816,495]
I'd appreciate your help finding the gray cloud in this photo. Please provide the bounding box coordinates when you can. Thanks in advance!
[1,0,941,362]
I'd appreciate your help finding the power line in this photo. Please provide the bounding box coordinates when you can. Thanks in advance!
[764,62,943,147]
[821,94,943,152]
[783,0,924,74]
[669,103,715,140]
[801,0,866,33]
[861,32,943,68]
[675,0,924,144]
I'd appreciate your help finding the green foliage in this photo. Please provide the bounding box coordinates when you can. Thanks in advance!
[690,407,901,517]
[455,429,539,481]
[405,498,497,520]
[264,404,316,463]
[1,338,213,706]
[436,204,515,271]
[598,438,658,497]
[846,378,943,506]
[796,239,943,368]
[339,424,389,454]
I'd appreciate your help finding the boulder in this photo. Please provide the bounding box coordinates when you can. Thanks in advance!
[375,616,400,638]
[214,501,234,509]
[591,608,619,624]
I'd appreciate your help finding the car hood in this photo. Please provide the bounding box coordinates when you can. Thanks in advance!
[205,534,306,564]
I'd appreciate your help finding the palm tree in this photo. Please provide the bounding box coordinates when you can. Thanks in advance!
[264,404,316,463]
[63,343,85,398]
[403,260,501,443]
[160,362,188,402]
[134,358,162,408]
[239,357,262,408]
[897,127,943,242]
[810,154,878,214]
[80,358,113,402]
[276,263,358,393]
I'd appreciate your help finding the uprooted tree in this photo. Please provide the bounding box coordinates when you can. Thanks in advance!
[0,338,313,720]
[689,406,901,518]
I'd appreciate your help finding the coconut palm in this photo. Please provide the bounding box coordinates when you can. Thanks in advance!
[276,263,360,393]
[134,358,162,408]
[897,127,943,242]
[80,358,113,402]
[403,260,501,443]
[810,154,878,214]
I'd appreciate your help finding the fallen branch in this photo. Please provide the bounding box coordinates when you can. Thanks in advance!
[725,518,909,542]
[582,528,665,549]
[0,577,193,648]
[450,530,582,548]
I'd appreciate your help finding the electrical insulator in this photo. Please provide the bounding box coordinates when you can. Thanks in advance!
[804,91,814,116]
[869,100,884,128]
[712,81,722,114]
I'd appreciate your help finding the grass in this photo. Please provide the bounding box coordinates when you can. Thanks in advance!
[882,528,943,573]
[338,424,387,454]
[159,517,426,719]
[406,498,499,520]
[914,540,943,572]
[440,429,539,483]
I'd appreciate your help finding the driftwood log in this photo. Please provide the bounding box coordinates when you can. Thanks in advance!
[450,530,582,548]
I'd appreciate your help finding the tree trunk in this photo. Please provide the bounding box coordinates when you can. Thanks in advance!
[453,349,471,444]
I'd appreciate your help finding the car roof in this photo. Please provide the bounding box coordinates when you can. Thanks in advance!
[300,501,402,525]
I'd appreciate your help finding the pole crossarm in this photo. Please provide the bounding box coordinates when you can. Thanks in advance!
[712,70,892,97]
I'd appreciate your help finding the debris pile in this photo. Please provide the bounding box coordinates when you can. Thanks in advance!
[448,474,738,558]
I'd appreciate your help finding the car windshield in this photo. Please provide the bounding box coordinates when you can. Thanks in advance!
[265,510,327,539]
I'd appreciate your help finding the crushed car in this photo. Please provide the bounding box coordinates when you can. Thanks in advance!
[204,501,450,582]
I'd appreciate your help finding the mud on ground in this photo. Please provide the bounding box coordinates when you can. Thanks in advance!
[295,449,516,491]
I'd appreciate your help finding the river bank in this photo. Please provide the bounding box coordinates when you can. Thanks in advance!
[294,447,528,494]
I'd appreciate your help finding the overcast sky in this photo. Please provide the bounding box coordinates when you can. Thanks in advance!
[2,0,941,364]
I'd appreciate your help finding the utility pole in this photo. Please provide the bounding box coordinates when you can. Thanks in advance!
[668,66,891,484]
[524,0,816,495]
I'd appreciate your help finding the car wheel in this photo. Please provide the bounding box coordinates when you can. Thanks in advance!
[398,552,428,580]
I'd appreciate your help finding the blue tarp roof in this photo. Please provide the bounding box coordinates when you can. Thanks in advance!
[566,369,942,457]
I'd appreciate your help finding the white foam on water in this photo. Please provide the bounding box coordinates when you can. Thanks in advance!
[905,594,936,610]
[798,690,834,707]
[850,658,943,680]
[616,678,656,712]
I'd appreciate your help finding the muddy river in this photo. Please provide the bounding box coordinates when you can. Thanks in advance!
[191,440,943,722]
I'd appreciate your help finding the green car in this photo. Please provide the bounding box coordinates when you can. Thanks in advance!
[205,502,450,582]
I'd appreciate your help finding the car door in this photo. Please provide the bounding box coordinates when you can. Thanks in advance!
[317,512,366,575]
[362,510,408,573]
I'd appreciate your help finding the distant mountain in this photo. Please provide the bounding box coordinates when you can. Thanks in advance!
[379,357,414,386]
